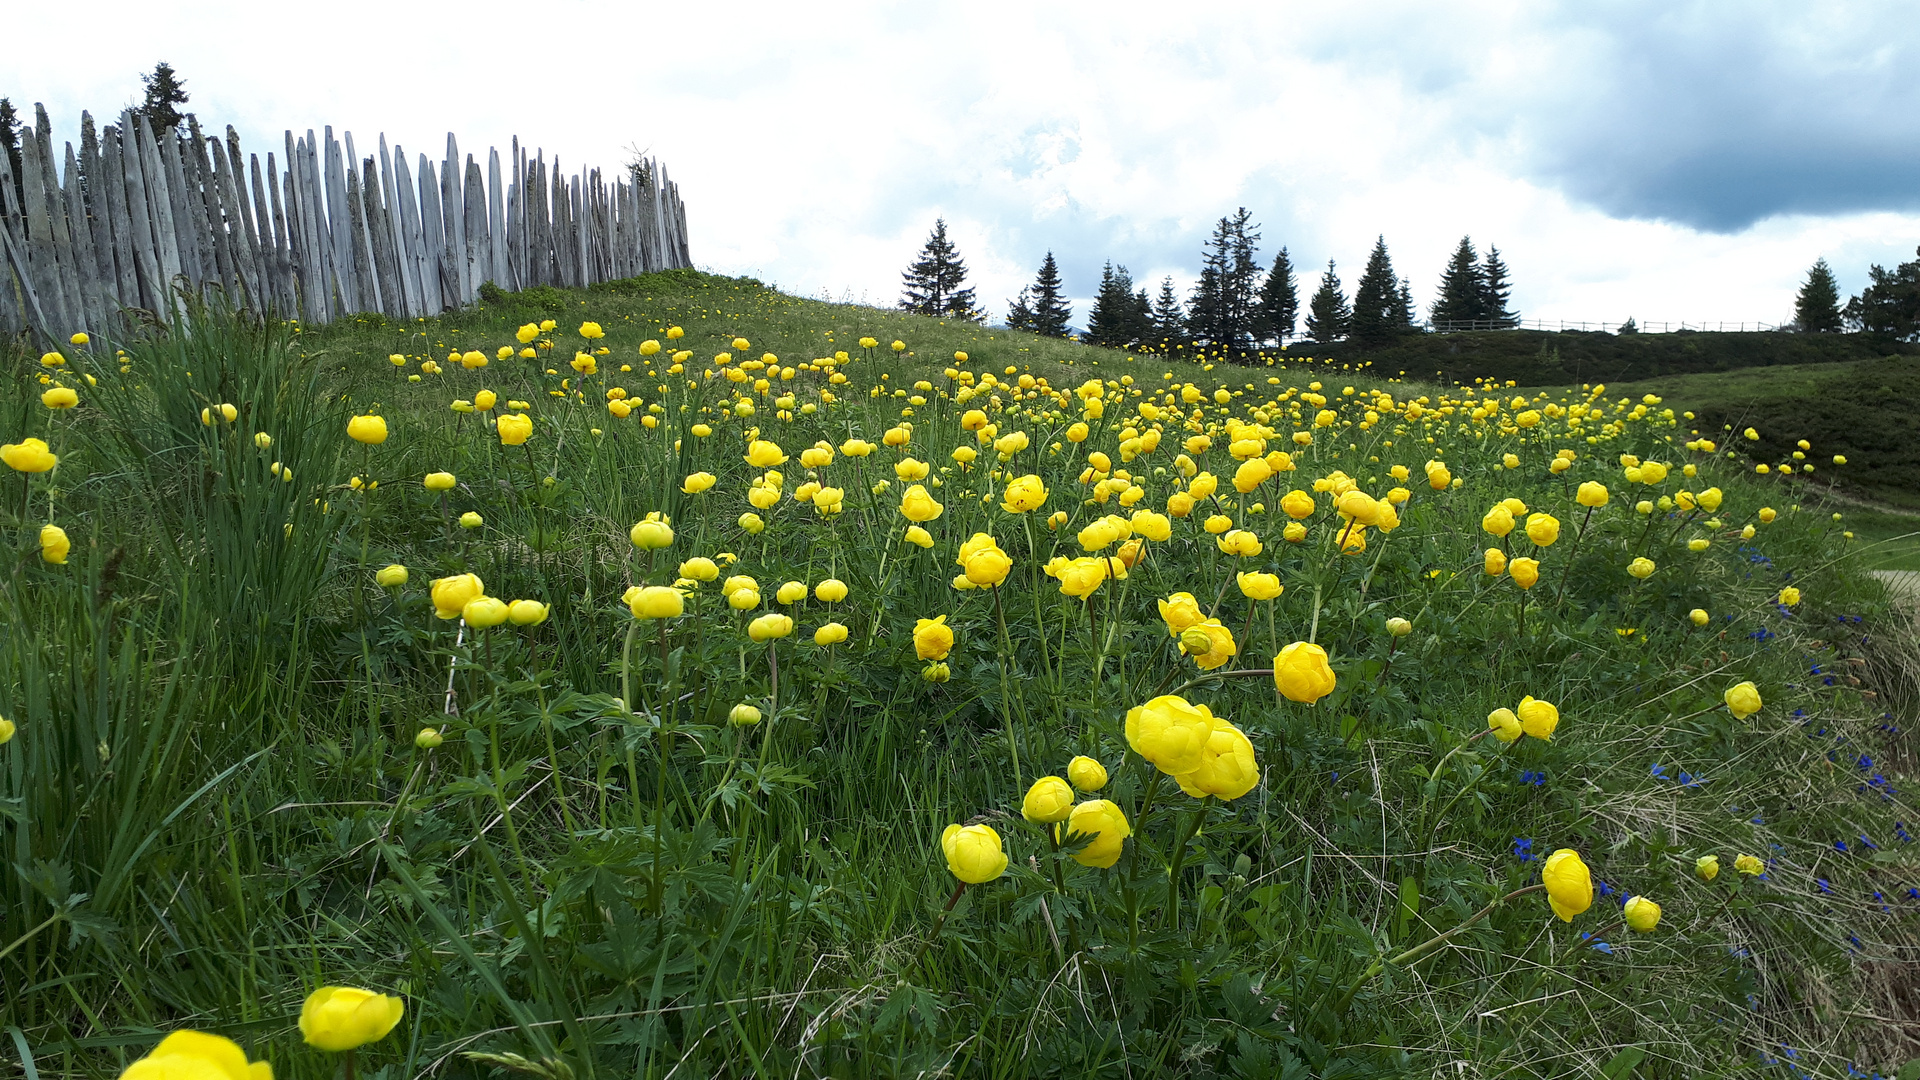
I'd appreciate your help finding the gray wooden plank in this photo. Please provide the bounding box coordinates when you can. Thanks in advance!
[344,133,381,314]
[416,153,446,313]
[441,134,466,304]
[220,129,265,309]
[487,147,507,289]
[462,156,487,293]
[19,116,73,335]
[98,125,138,321]
[184,118,230,302]
[254,152,288,315]
[392,147,428,316]
[120,113,165,311]
[62,142,106,333]
[80,114,122,315]
[379,136,419,317]
[159,124,205,289]
[323,128,356,316]
[362,156,402,317]
[136,118,183,293]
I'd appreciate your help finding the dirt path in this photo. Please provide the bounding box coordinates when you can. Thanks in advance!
[1874,570,1920,611]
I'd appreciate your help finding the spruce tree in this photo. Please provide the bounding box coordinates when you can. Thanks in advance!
[1479,245,1516,328]
[1223,207,1262,347]
[1253,247,1298,345]
[1150,277,1186,347]
[1395,277,1418,332]
[1028,251,1072,337]
[1306,260,1350,343]
[1087,263,1152,347]
[1005,288,1035,333]
[1794,258,1843,333]
[1188,208,1261,348]
[900,218,984,321]
[1350,236,1407,345]
[1430,236,1486,328]
[140,61,190,134]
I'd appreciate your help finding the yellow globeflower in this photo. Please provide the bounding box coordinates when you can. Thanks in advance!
[813,622,849,645]
[346,415,388,444]
[1124,694,1216,775]
[900,484,944,522]
[747,613,795,641]
[1627,557,1655,579]
[579,321,605,339]
[1576,481,1609,507]
[1172,715,1259,799]
[424,471,457,491]
[1021,776,1075,823]
[1734,853,1765,876]
[941,823,1008,883]
[376,564,408,587]
[41,387,78,409]
[1723,681,1762,719]
[630,518,674,550]
[496,413,533,445]
[1157,592,1206,636]
[1508,556,1540,589]
[681,471,717,494]
[1273,641,1336,704]
[38,524,70,564]
[299,985,406,1051]
[430,573,484,620]
[1624,895,1661,932]
[1484,548,1507,576]
[120,1031,273,1080]
[629,586,685,619]
[815,578,849,602]
[1002,474,1048,512]
[1060,799,1131,868]
[1777,586,1801,607]
[904,525,934,548]
[1067,755,1108,791]
[1695,855,1720,881]
[462,596,509,628]
[1487,707,1522,743]
[1540,848,1593,922]
[776,580,808,604]
[507,600,549,626]
[1236,571,1282,600]
[1524,512,1560,546]
[679,557,719,582]
[1516,696,1559,738]
[1179,619,1237,670]
[913,615,954,660]
[1482,504,1515,537]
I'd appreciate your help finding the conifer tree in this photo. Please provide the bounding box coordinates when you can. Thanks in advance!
[1350,236,1408,345]
[1395,277,1418,332]
[1479,245,1516,328]
[1430,236,1486,328]
[1794,258,1843,333]
[1306,260,1350,343]
[1253,247,1298,345]
[1005,288,1035,333]
[1188,208,1261,347]
[900,218,984,321]
[1028,251,1072,337]
[1087,263,1153,347]
[1150,277,1186,347]
[140,61,190,134]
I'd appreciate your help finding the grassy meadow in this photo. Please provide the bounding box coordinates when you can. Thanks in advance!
[2,271,1916,1079]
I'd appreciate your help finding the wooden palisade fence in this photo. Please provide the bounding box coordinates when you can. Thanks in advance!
[0,104,692,347]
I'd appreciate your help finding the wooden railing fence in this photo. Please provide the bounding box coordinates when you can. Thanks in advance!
[0,104,691,346]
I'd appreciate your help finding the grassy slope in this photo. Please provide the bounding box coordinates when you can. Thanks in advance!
[3,272,1916,1078]
[1601,360,1920,570]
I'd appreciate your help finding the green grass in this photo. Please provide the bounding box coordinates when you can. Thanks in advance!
[1,273,1915,1079]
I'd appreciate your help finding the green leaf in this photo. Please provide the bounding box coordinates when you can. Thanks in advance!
[1600,1046,1646,1079]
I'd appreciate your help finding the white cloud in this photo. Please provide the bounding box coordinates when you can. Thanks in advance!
[11,0,1919,328]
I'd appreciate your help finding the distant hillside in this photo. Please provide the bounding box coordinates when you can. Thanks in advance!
[1271,329,1917,387]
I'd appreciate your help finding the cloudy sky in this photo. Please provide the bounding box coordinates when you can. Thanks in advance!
[12,1,1920,330]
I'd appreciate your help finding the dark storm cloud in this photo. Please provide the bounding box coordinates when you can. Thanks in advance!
[1506,3,1920,231]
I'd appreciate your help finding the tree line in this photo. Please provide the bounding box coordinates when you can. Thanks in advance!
[3,61,192,208]
[898,210,1515,351]
[1794,253,1920,341]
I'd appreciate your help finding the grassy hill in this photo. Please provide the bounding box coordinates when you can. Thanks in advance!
[4,272,1916,1078]
[1262,328,1917,388]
